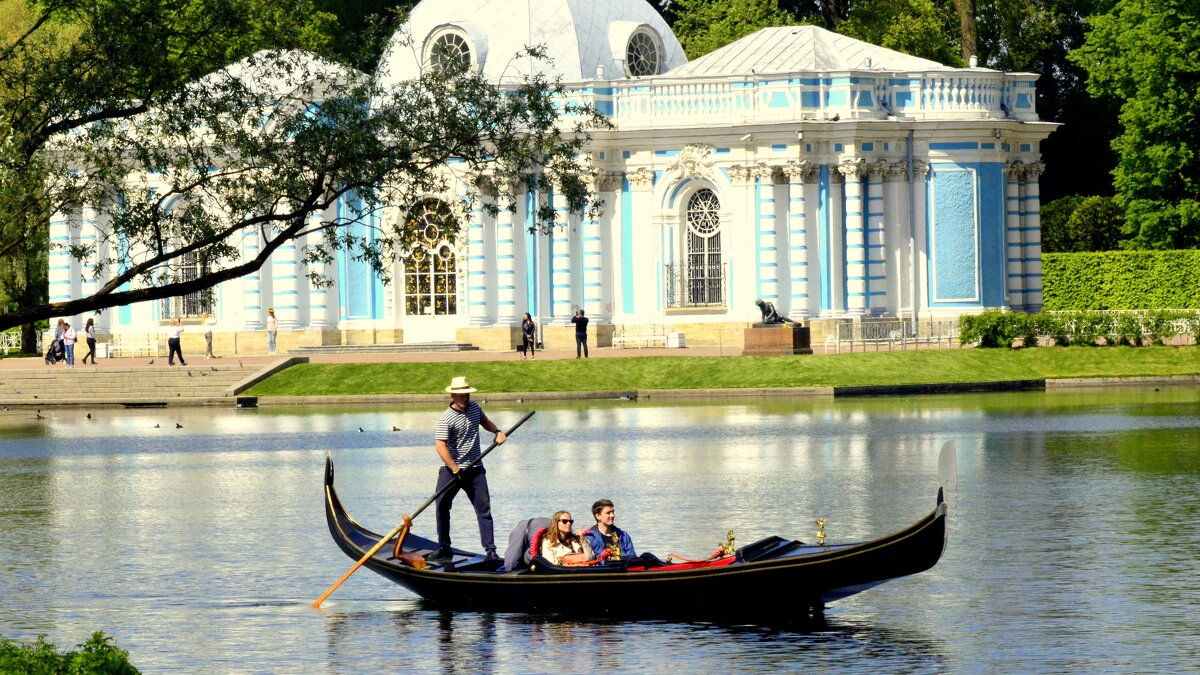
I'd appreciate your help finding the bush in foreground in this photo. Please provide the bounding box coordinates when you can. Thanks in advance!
[0,632,139,674]
[960,309,1200,348]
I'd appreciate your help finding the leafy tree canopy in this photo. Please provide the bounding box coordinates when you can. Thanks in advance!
[1040,194,1125,252]
[840,0,963,66]
[1071,0,1200,249]
[0,0,604,331]
[669,0,796,59]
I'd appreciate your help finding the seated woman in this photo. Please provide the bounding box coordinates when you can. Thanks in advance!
[540,511,595,565]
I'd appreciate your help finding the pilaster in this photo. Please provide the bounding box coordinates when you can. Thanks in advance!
[865,159,888,315]
[1004,161,1026,310]
[783,160,817,319]
[1022,162,1045,311]
[838,158,868,315]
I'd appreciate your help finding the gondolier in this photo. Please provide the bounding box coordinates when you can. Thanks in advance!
[430,376,506,563]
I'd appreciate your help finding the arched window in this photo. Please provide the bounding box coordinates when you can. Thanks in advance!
[684,189,723,305]
[403,200,459,316]
[427,30,472,72]
[625,29,662,77]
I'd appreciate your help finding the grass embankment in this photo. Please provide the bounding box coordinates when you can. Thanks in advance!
[244,345,1200,396]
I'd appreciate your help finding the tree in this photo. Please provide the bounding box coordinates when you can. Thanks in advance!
[1040,194,1124,252]
[0,1,604,332]
[840,0,963,66]
[950,0,978,61]
[1071,0,1200,249]
[669,0,796,59]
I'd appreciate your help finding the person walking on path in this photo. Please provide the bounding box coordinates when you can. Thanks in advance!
[266,308,278,356]
[81,318,97,365]
[202,312,216,359]
[429,376,506,563]
[62,322,77,368]
[571,309,589,358]
[166,317,187,366]
[521,312,537,360]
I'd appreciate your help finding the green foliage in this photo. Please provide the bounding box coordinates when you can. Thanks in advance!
[959,308,1200,348]
[1043,251,1200,310]
[840,0,963,66]
[0,632,139,674]
[669,0,796,59]
[0,2,606,331]
[1071,0,1200,249]
[1040,195,1125,252]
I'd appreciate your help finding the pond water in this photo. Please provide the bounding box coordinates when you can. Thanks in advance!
[2,389,1199,673]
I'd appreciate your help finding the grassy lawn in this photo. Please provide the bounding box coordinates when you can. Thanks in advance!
[244,345,1200,396]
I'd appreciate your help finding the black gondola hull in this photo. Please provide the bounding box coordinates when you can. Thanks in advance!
[323,457,949,615]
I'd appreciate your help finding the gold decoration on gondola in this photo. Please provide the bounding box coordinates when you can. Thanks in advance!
[815,519,826,546]
[720,530,736,557]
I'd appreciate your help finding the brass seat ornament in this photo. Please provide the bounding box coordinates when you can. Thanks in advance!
[815,519,827,546]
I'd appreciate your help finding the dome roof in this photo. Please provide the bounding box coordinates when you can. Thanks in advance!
[376,0,686,87]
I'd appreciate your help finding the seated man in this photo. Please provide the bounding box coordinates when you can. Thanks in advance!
[582,498,636,563]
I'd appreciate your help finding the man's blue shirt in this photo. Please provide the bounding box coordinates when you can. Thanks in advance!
[583,525,636,562]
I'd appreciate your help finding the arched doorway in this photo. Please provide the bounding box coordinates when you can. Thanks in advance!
[401,199,462,343]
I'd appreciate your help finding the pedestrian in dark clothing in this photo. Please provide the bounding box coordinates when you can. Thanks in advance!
[82,318,97,364]
[429,376,506,563]
[521,312,536,360]
[571,309,589,358]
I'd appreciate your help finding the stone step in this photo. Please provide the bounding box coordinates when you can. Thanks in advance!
[287,342,479,354]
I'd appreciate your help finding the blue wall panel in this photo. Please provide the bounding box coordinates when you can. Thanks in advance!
[930,169,978,302]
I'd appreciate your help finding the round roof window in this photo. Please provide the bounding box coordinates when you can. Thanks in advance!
[427,29,472,72]
[625,29,661,77]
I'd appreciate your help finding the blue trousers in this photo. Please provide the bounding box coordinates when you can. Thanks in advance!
[434,465,495,553]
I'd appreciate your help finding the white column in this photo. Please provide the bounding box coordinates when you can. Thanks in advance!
[272,232,302,330]
[865,160,888,315]
[783,161,813,318]
[79,204,103,328]
[550,187,574,322]
[838,158,867,315]
[1023,162,1045,311]
[48,206,76,325]
[1005,161,1026,310]
[582,177,605,321]
[883,161,909,317]
[753,164,780,305]
[626,168,656,319]
[306,210,334,328]
[241,229,264,330]
[495,184,519,324]
[466,190,490,326]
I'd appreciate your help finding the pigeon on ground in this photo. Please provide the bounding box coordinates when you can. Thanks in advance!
[187,371,192,376]
[154,423,160,428]
[86,413,92,419]
[148,359,155,365]
[175,423,183,429]
[35,413,45,420]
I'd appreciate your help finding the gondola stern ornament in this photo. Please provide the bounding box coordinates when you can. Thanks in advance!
[815,519,827,547]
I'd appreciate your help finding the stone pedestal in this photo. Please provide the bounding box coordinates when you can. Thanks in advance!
[742,324,812,356]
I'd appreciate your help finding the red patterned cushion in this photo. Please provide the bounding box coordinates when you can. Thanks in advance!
[529,527,548,559]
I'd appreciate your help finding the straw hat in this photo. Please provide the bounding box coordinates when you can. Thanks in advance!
[445,376,477,394]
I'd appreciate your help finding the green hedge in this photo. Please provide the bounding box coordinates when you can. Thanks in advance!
[1043,251,1200,310]
[960,309,1200,348]
[0,632,139,673]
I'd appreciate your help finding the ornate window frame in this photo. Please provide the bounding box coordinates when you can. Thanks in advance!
[624,27,663,78]
[424,25,482,73]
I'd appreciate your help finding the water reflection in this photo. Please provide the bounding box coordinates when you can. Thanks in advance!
[1,388,1199,671]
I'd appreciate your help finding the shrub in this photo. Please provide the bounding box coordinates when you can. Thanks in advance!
[0,632,139,674]
[1043,251,1200,310]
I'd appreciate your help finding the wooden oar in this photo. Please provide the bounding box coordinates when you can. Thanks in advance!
[312,410,536,608]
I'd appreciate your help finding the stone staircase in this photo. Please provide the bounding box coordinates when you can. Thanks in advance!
[287,342,479,355]
[0,364,261,407]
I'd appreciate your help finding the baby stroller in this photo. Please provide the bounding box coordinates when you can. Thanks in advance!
[44,338,64,365]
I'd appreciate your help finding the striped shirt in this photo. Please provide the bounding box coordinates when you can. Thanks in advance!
[435,401,485,465]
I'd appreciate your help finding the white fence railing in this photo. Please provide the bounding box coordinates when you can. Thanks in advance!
[826,320,960,354]
[1,331,43,354]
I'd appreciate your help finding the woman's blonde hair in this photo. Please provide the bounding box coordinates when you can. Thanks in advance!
[544,510,579,548]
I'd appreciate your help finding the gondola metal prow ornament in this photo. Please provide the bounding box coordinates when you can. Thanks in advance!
[816,519,827,546]
[312,410,537,608]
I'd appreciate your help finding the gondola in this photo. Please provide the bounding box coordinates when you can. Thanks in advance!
[323,444,954,616]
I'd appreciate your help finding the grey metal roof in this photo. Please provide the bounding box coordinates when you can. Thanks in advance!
[668,25,953,77]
